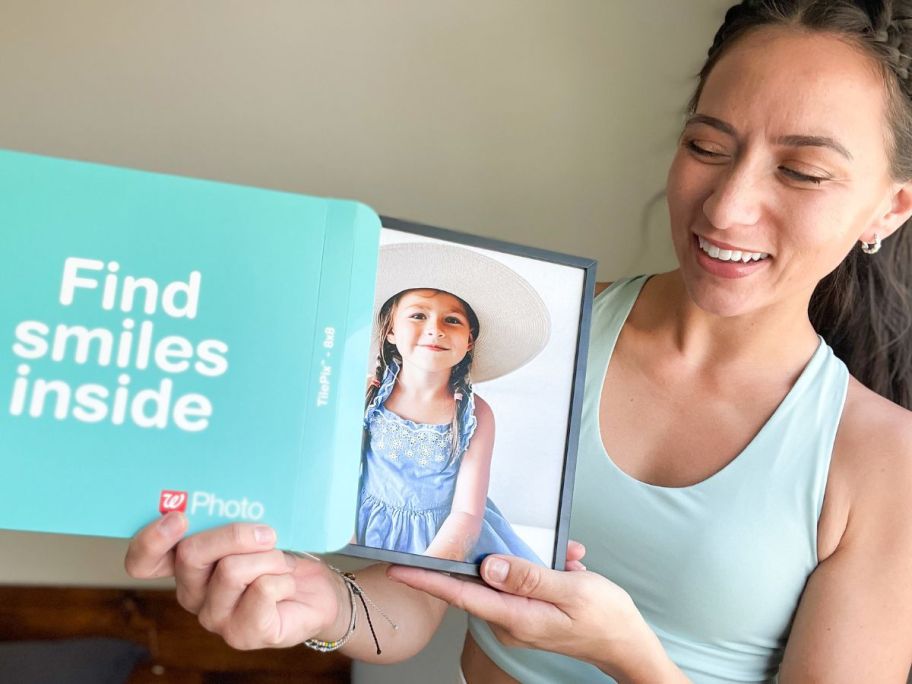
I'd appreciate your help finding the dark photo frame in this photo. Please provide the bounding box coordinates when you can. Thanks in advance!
[340,217,596,577]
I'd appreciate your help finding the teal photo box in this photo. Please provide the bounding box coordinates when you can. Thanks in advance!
[0,149,380,553]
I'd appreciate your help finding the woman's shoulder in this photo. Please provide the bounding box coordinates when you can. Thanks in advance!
[826,377,912,551]
[837,377,912,471]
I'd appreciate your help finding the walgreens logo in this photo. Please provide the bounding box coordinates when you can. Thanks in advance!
[159,490,188,513]
[159,490,265,521]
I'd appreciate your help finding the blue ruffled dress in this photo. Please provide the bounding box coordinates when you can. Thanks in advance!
[356,361,543,565]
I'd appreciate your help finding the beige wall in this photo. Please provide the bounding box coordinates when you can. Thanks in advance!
[0,0,725,585]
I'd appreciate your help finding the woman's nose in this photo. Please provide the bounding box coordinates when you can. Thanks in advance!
[701,163,763,230]
[424,321,443,337]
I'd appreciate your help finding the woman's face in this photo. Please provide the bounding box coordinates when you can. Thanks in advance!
[667,27,902,317]
[387,289,474,374]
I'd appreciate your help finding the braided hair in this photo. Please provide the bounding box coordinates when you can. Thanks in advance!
[691,0,912,409]
[366,289,480,463]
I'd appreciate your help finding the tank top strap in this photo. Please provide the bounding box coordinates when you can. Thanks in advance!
[584,276,649,393]
[733,337,848,528]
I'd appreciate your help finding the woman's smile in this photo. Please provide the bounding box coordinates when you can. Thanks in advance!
[691,233,772,279]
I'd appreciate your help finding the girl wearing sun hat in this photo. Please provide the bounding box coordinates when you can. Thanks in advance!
[356,241,551,564]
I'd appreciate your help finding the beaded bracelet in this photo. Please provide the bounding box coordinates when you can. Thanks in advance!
[298,556,398,655]
[304,569,357,652]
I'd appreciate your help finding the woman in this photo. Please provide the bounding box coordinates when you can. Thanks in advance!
[125,1,912,681]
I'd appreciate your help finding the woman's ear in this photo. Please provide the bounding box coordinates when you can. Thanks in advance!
[386,332,396,344]
[865,179,912,243]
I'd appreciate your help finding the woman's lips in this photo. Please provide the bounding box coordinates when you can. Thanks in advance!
[692,233,771,279]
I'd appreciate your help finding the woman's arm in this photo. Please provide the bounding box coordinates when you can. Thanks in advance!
[778,386,912,683]
[388,551,690,683]
[125,516,449,664]
[124,517,588,666]
[424,395,495,561]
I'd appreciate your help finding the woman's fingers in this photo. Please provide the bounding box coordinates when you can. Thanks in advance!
[566,540,586,564]
[388,565,508,617]
[126,520,333,652]
[124,512,188,579]
[560,540,586,570]
[390,554,577,610]
[223,564,340,650]
[173,523,278,613]
[220,573,299,650]
[387,562,566,631]
[479,555,577,604]
[197,549,293,633]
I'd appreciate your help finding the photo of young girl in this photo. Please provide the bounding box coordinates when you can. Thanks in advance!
[354,239,553,566]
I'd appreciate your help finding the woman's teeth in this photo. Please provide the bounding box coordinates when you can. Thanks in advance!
[698,236,769,263]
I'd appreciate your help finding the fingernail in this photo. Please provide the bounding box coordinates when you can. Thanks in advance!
[485,558,509,583]
[254,526,275,544]
[159,512,185,537]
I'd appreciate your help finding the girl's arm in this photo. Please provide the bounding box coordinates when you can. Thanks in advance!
[424,396,495,561]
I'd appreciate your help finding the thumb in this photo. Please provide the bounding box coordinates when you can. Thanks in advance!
[481,555,572,603]
[124,512,187,579]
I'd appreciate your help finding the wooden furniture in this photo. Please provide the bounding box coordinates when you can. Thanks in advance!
[0,586,351,683]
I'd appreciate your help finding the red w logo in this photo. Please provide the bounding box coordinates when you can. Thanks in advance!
[159,490,188,514]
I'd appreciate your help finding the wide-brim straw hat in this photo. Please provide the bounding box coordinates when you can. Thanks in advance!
[373,241,551,382]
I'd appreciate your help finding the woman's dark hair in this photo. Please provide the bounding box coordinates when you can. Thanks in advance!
[365,289,480,461]
[691,0,912,408]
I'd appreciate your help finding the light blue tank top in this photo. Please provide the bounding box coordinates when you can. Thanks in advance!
[469,276,850,683]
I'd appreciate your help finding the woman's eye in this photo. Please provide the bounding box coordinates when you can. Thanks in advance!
[779,166,828,186]
[408,313,426,320]
[445,317,464,325]
[685,139,727,159]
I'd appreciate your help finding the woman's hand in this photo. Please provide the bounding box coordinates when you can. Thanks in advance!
[387,542,683,682]
[124,512,347,650]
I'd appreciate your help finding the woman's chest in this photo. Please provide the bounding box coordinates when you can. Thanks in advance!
[594,333,850,561]
[577,364,828,649]
[598,352,791,488]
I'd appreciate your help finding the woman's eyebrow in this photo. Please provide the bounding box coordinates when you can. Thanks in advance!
[685,113,737,137]
[686,114,853,161]
[776,134,853,161]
